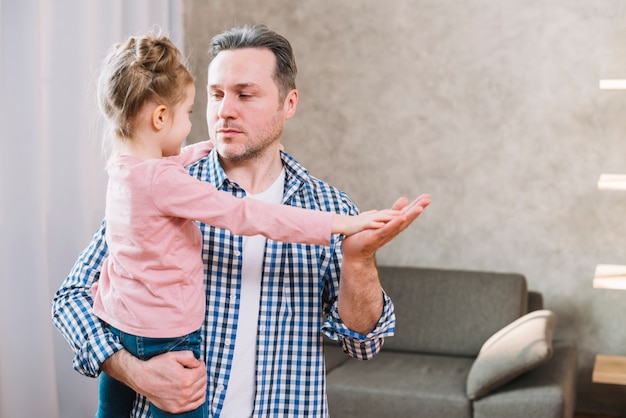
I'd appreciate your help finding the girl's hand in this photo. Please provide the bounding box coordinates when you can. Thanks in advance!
[332,209,401,236]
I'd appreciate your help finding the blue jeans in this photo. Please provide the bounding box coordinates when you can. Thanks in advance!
[96,326,206,418]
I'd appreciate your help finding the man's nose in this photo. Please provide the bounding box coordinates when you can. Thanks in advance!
[217,94,237,119]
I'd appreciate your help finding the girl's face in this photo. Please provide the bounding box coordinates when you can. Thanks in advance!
[161,83,195,157]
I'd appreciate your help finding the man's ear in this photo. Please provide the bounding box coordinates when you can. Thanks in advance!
[283,89,298,120]
[151,105,168,130]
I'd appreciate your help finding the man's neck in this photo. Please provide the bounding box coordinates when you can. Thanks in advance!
[221,151,284,195]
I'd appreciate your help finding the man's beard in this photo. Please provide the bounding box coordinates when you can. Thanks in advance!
[213,118,284,163]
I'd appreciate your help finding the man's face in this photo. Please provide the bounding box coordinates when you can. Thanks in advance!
[206,48,296,163]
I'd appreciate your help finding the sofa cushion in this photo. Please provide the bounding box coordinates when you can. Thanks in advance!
[378,266,528,356]
[327,351,473,418]
[466,309,558,400]
[472,341,578,418]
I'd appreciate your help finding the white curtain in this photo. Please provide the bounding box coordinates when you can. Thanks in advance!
[0,1,184,416]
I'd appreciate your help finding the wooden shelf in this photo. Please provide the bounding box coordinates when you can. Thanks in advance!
[598,174,626,191]
[593,84,626,387]
[593,264,626,290]
[600,79,626,90]
[593,354,626,385]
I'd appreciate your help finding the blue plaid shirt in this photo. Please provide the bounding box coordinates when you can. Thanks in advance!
[52,150,395,417]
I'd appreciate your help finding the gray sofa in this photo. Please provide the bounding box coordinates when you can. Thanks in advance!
[325,266,578,418]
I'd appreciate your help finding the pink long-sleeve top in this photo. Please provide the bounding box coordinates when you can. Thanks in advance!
[92,141,333,338]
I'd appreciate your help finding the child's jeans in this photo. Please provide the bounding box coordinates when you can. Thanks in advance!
[96,326,206,418]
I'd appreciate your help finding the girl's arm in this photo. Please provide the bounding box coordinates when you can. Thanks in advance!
[169,140,214,166]
[153,164,399,246]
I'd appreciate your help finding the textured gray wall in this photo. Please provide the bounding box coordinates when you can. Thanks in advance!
[183,1,626,414]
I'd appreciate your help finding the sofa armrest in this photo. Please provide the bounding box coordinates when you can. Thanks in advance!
[527,291,544,312]
[466,309,557,400]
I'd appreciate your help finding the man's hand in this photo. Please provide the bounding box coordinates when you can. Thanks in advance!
[342,194,431,261]
[338,194,431,334]
[101,349,207,413]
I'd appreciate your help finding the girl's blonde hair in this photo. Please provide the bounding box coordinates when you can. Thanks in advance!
[97,31,193,153]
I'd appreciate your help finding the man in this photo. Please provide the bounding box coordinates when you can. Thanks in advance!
[52,24,431,417]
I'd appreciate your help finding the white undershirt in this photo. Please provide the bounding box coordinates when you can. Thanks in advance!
[220,169,286,418]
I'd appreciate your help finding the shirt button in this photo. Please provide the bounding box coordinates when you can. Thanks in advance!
[217,384,225,393]
[229,294,237,302]
[224,338,232,346]
[234,250,241,257]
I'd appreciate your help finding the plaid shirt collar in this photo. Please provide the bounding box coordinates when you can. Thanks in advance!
[201,147,311,202]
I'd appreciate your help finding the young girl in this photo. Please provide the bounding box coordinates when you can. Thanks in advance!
[91,32,398,418]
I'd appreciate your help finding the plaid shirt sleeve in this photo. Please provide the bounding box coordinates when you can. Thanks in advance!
[51,220,123,377]
[317,189,396,361]
[322,288,396,360]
